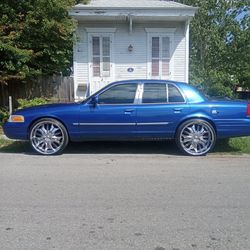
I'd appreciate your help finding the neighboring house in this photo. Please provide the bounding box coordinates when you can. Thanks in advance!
[70,0,197,100]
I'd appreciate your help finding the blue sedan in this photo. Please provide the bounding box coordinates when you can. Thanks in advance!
[3,80,250,156]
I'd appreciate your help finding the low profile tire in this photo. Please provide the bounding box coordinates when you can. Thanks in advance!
[175,119,216,156]
[29,118,69,155]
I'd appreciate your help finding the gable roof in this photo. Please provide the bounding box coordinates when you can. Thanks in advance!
[77,0,195,9]
[70,0,197,21]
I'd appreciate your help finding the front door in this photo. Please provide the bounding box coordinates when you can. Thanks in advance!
[79,82,138,138]
[88,33,114,94]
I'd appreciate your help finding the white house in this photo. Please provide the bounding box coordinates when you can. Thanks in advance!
[70,0,197,100]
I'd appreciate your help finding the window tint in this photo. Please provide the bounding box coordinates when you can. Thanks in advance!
[98,83,137,104]
[142,83,167,103]
[168,84,185,103]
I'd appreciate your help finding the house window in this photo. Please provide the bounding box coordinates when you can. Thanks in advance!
[151,36,170,77]
[92,36,111,77]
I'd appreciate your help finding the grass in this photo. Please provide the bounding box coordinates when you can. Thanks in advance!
[0,124,29,153]
[0,138,29,153]
[214,137,250,154]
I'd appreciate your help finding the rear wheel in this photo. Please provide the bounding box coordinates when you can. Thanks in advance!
[30,118,68,155]
[176,119,216,156]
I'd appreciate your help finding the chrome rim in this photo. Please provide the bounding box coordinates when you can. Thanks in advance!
[30,121,64,155]
[180,121,215,156]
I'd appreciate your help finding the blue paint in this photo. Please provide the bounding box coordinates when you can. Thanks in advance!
[3,79,250,143]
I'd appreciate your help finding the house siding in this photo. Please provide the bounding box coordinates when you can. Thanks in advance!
[73,21,187,99]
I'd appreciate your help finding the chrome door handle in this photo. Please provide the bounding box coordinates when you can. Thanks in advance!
[124,109,134,114]
[173,108,183,113]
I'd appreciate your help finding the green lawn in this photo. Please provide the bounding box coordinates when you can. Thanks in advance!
[0,138,29,153]
[214,137,250,155]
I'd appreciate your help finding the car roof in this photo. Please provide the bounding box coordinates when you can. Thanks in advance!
[84,79,206,103]
[109,79,188,86]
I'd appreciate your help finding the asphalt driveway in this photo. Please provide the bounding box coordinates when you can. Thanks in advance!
[0,145,250,250]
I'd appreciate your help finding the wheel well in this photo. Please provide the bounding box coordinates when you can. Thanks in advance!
[174,117,217,138]
[27,116,70,139]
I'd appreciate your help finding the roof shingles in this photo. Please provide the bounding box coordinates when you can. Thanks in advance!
[78,0,194,9]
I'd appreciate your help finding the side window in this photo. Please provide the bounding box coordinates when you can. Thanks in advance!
[168,84,185,103]
[142,83,167,103]
[98,83,137,104]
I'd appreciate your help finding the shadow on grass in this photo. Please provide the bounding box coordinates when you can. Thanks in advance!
[0,140,180,155]
[66,141,179,155]
[0,140,30,153]
[0,138,247,155]
[212,139,241,154]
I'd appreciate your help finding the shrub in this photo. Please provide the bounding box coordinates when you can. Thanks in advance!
[17,97,50,109]
[0,108,10,124]
[0,107,10,125]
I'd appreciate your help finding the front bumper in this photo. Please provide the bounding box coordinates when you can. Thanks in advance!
[3,122,29,140]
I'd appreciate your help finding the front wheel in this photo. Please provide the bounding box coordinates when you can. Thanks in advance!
[29,118,69,155]
[176,119,216,156]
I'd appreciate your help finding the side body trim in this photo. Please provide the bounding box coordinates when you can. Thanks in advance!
[73,122,169,126]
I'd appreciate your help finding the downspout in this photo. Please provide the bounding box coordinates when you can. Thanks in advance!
[128,14,133,34]
[185,20,190,83]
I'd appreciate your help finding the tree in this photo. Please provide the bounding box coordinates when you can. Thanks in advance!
[0,0,89,85]
[177,0,250,97]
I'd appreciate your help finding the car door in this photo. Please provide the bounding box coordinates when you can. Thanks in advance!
[136,82,190,138]
[78,82,138,139]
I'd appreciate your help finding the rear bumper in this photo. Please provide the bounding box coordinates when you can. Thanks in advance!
[215,119,250,138]
[2,122,28,140]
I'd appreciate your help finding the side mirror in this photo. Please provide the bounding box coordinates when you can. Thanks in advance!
[89,96,98,107]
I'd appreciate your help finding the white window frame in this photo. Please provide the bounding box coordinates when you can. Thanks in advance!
[145,28,175,80]
[86,28,116,93]
[88,33,114,79]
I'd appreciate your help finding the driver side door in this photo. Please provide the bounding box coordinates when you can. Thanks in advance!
[78,82,138,139]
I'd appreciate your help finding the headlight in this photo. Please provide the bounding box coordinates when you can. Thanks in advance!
[8,115,25,123]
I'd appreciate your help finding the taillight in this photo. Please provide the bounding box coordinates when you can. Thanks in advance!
[247,103,250,116]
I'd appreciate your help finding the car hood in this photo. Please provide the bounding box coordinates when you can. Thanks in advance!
[14,103,79,114]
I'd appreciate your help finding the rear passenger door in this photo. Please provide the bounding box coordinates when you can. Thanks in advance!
[136,82,190,138]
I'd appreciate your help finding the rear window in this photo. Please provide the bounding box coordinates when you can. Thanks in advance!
[168,85,185,103]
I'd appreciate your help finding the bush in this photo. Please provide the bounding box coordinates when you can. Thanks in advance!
[0,97,50,126]
[0,107,10,125]
[17,97,50,109]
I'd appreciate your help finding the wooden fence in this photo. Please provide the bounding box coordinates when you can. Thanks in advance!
[0,75,74,108]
